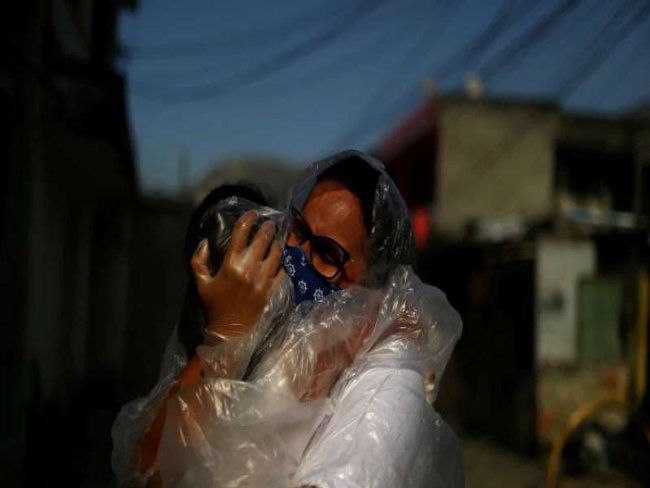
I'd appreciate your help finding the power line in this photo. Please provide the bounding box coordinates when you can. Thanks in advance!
[466,0,648,177]
[157,1,424,104]
[558,0,650,99]
[589,12,650,108]
[123,1,343,60]
[132,0,392,103]
[479,0,581,81]
[331,0,641,153]
[259,2,424,97]
[336,0,582,147]
[334,22,436,147]
[333,0,462,148]
[332,0,533,148]
[436,0,531,84]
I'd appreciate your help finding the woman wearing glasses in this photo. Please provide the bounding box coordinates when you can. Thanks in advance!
[194,151,464,487]
[114,151,463,487]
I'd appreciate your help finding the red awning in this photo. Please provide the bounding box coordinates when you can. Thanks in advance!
[376,96,438,161]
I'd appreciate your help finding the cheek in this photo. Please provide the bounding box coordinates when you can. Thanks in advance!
[334,261,366,289]
[334,276,355,289]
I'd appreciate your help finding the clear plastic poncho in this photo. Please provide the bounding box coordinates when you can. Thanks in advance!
[112,150,464,487]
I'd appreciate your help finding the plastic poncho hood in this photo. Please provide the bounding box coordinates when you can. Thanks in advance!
[289,149,416,288]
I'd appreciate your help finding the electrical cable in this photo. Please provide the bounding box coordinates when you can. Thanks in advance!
[467,0,648,178]
[333,0,461,148]
[331,0,526,148]
[478,0,581,81]
[436,0,531,84]
[558,0,650,99]
[124,1,344,60]
[132,0,392,103]
[211,0,426,103]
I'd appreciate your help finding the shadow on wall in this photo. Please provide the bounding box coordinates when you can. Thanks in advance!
[420,239,538,455]
[19,196,193,487]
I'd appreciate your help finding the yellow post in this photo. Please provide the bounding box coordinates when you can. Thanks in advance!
[546,399,629,488]
[635,270,648,405]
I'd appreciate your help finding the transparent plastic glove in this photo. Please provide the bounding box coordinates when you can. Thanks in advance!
[190,210,285,341]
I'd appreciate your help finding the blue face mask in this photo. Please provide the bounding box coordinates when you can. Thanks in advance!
[283,245,340,305]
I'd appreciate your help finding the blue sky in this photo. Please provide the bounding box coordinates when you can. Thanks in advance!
[119,0,650,193]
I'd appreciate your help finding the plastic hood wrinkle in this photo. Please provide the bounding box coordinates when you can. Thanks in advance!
[289,150,416,287]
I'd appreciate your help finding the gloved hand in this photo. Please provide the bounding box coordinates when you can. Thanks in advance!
[190,210,285,341]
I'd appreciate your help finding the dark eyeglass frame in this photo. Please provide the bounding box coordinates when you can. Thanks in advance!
[290,207,353,280]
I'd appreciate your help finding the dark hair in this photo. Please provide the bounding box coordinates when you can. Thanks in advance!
[178,183,269,356]
[316,155,379,237]
[183,183,270,269]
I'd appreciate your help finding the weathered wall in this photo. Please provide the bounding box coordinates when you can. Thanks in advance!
[121,197,193,400]
[436,99,559,234]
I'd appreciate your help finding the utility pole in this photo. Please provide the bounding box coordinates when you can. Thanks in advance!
[177,147,191,200]
[633,124,650,415]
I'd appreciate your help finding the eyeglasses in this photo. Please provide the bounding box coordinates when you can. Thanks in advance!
[290,207,353,280]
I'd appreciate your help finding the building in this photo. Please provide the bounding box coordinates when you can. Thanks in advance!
[1,1,138,485]
[376,95,650,467]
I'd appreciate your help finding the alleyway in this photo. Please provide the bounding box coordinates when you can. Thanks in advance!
[463,438,641,488]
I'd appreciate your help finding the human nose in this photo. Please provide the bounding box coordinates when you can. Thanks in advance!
[286,230,300,247]
[300,240,312,259]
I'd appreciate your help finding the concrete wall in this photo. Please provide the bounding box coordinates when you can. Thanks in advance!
[0,2,136,484]
[535,238,596,365]
[436,99,559,235]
